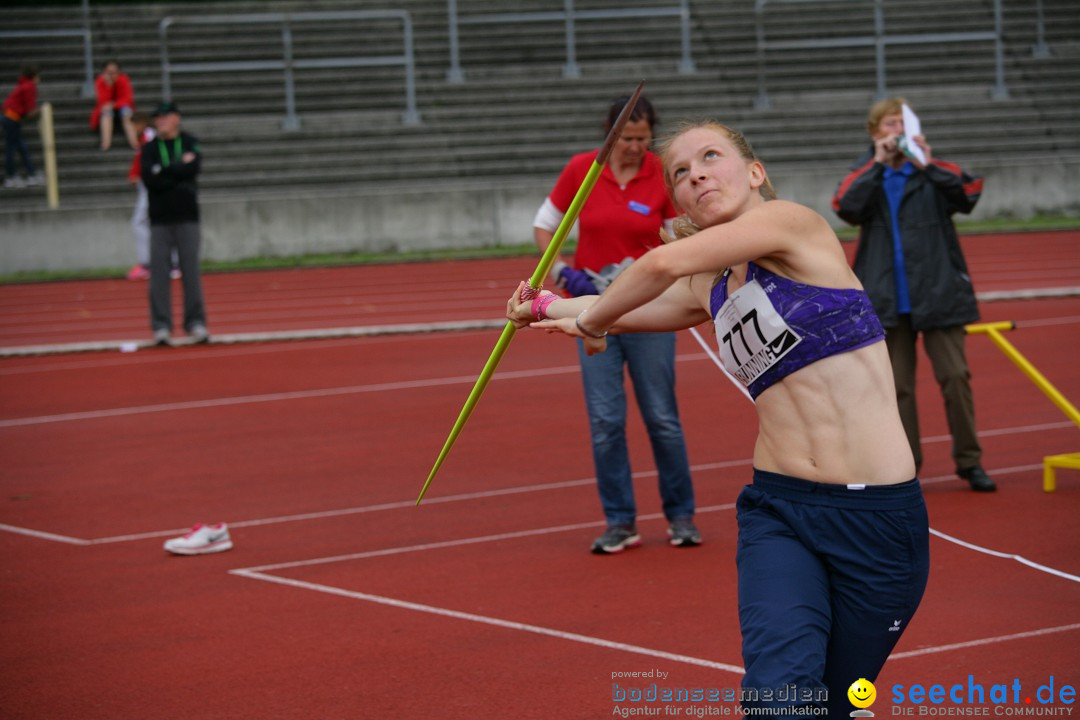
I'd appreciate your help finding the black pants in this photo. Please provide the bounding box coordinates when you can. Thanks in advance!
[149,222,206,333]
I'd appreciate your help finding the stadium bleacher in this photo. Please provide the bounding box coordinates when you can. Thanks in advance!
[1,0,1078,272]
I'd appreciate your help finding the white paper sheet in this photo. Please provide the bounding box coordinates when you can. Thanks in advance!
[900,103,927,166]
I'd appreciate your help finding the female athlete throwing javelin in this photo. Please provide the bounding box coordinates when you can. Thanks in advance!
[508,120,930,718]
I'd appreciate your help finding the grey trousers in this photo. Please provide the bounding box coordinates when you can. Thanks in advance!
[886,315,982,471]
[131,181,150,267]
[149,222,206,333]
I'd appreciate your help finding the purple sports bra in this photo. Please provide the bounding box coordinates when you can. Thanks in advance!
[709,262,884,400]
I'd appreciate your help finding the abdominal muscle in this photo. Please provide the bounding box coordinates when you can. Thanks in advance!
[750,341,916,485]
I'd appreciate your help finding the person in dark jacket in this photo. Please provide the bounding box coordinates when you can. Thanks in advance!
[832,97,994,492]
[141,101,208,345]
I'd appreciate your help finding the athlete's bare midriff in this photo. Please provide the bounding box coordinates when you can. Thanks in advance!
[751,341,916,485]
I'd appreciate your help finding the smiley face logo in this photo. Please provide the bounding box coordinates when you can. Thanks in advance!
[848,678,877,709]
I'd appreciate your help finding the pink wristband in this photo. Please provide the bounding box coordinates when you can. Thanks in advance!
[533,293,559,320]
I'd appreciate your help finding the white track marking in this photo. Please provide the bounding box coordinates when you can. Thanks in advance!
[0,523,90,545]
[977,287,1080,301]
[891,623,1080,659]
[0,462,752,545]
[3,294,1076,357]
[930,528,1080,582]
[229,568,747,674]
[918,463,1044,486]
[234,503,737,574]
[0,458,1064,547]
[0,353,711,428]
[0,319,509,357]
[0,364,583,428]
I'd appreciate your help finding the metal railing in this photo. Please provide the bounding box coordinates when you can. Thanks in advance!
[0,0,95,98]
[753,0,1008,109]
[445,0,695,82]
[159,10,421,130]
[1032,0,1050,58]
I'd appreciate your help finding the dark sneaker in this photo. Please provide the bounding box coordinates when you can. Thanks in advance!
[958,464,997,492]
[668,517,703,547]
[591,525,641,554]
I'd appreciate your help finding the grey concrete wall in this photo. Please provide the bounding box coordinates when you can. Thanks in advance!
[2,157,1077,274]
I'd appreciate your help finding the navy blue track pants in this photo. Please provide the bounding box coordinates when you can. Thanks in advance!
[736,469,930,718]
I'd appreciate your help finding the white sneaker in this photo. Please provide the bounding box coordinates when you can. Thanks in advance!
[25,172,44,187]
[163,523,233,555]
[3,176,26,188]
[188,323,209,344]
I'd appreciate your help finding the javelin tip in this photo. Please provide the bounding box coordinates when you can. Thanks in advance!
[596,80,646,167]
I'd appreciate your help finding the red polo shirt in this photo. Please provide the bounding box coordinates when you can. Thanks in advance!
[548,150,677,272]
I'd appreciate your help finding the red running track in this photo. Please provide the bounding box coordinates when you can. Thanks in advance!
[0,231,1077,350]
[0,230,1078,718]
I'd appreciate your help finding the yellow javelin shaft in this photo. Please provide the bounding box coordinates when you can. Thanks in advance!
[416,81,645,506]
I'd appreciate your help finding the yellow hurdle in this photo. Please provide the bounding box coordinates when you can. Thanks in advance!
[965,321,1080,491]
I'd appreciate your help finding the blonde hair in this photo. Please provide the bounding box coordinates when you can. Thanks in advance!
[866,96,908,136]
[655,120,776,243]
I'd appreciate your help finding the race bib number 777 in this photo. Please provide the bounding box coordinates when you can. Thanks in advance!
[714,279,802,387]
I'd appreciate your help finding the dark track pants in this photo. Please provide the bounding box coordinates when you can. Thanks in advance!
[736,469,930,718]
[149,222,206,333]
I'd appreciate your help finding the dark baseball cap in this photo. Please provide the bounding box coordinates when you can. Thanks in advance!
[152,101,180,117]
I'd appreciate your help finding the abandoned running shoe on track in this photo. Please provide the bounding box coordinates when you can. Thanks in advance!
[163,522,233,555]
[591,525,641,554]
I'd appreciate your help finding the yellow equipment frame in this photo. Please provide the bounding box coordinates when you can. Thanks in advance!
[966,321,1080,492]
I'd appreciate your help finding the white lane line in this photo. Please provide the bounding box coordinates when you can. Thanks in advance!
[891,623,1080,659]
[5,314,1080,378]
[0,460,754,545]
[229,568,746,675]
[977,287,1080,301]
[234,503,737,574]
[4,293,1076,357]
[0,458,1062,547]
[86,477,610,544]
[0,352,713,428]
[930,528,1080,583]
[0,523,90,545]
[918,463,1044,485]
[0,319,509,357]
[0,364,583,428]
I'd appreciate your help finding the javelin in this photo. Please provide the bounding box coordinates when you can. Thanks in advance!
[416,80,646,506]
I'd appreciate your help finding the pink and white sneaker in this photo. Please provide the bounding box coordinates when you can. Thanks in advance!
[163,523,233,555]
[126,264,150,281]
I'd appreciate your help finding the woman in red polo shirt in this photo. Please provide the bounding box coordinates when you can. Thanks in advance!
[531,95,699,554]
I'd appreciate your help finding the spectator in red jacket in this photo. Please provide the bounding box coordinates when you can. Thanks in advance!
[90,60,137,151]
[2,64,43,188]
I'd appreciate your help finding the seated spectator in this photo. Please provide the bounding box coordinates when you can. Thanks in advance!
[90,60,137,151]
